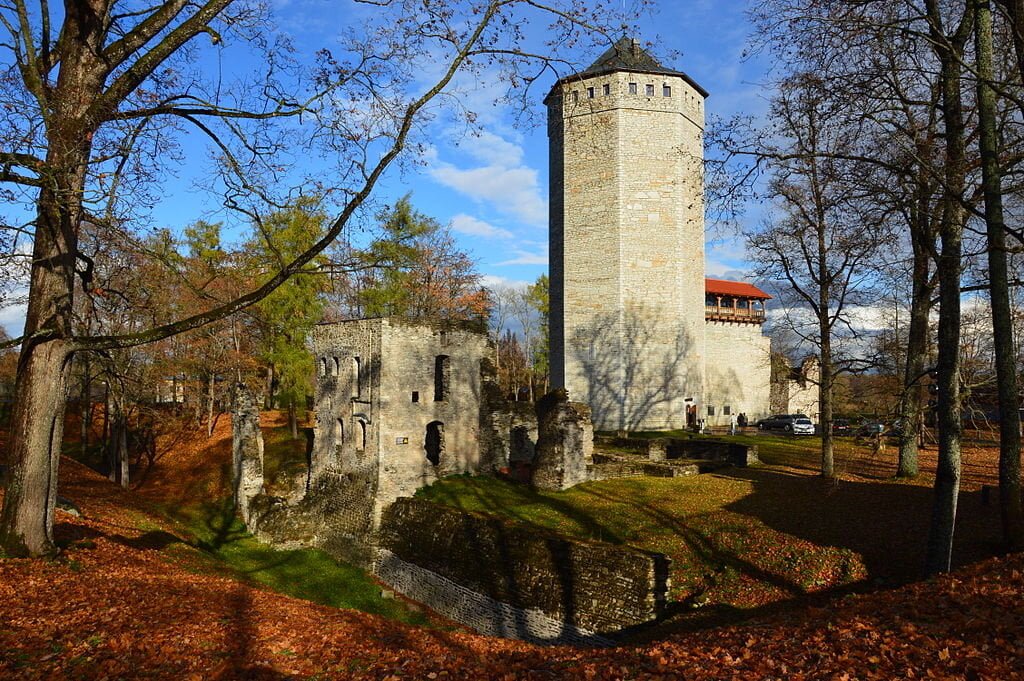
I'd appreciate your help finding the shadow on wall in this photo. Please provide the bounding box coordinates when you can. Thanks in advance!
[569,304,697,431]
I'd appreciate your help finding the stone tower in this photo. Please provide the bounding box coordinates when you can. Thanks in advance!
[546,37,708,431]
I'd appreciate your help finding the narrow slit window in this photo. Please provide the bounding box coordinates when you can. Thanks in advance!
[352,357,361,398]
[412,391,419,403]
[434,355,450,402]
[572,90,579,103]
[602,83,610,96]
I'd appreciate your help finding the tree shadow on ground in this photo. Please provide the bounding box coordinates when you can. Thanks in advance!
[717,467,1003,583]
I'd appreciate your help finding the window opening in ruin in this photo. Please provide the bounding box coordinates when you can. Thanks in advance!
[707,405,716,416]
[510,425,534,463]
[412,391,419,403]
[319,357,327,376]
[724,406,732,416]
[434,355,450,402]
[629,82,637,94]
[645,83,655,96]
[336,418,345,448]
[586,86,594,98]
[572,91,578,103]
[333,357,340,376]
[352,357,361,398]
[357,419,367,452]
[425,421,445,466]
[603,83,610,96]
[663,84,671,97]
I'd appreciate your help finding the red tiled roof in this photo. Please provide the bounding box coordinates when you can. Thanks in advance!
[705,278,772,300]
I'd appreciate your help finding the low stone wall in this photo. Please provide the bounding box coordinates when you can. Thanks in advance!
[595,435,758,467]
[373,549,613,647]
[378,498,670,636]
[588,453,702,481]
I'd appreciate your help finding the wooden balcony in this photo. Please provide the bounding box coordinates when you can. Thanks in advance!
[705,305,766,324]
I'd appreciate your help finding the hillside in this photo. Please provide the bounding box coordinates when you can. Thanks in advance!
[0,419,1022,679]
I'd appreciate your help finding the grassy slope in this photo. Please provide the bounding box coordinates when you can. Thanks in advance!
[419,432,1004,634]
[124,411,428,626]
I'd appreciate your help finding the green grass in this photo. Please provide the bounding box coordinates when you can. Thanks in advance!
[416,473,867,610]
[151,496,428,626]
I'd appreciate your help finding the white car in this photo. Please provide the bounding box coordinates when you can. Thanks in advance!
[791,417,815,435]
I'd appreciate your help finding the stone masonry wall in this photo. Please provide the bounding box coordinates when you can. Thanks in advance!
[703,321,772,426]
[373,549,613,647]
[549,66,707,431]
[378,498,670,636]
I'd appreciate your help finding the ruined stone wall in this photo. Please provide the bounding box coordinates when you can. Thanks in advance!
[373,319,489,520]
[378,498,670,636]
[309,320,382,484]
[249,469,378,567]
[480,367,539,472]
[549,68,707,431]
[532,391,593,491]
[232,383,264,524]
[703,321,772,426]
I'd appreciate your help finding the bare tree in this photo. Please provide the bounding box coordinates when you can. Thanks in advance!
[0,0,629,557]
[745,73,887,478]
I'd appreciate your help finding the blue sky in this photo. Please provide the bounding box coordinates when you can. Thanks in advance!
[1,0,774,337]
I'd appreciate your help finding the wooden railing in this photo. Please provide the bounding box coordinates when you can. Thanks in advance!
[705,305,766,323]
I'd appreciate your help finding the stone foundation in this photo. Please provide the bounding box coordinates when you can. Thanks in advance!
[378,498,669,636]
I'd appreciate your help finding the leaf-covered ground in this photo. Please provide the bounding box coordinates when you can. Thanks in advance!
[1,418,1022,679]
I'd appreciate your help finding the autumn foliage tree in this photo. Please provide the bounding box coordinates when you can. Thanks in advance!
[0,0,629,557]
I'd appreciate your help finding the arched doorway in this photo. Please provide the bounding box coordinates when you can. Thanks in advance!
[425,421,444,466]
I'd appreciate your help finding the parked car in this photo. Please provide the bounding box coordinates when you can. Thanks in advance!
[831,418,852,435]
[757,414,815,433]
[791,416,815,435]
[756,414,795,431]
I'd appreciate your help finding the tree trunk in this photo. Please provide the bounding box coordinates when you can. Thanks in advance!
[80,358,91,458]
[0,341,73,556]
[975,0,1024,550]
[898,216,933,478]
[925,8,967,573]
[265,364,274,410]
[288,400,298,440]
[207,373,216,438]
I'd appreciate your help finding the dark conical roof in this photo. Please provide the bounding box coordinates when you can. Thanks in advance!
[545,36,708,102]
[582,36,680,78]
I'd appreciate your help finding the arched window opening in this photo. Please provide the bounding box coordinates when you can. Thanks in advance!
[333,357,341,376]
[356,419,367,452]
[335,418,345,449]
[319,357,328,376]
[434,355,450,402]
[425,421,445,466]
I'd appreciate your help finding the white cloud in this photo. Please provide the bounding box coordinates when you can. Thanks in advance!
[428,132,547,227]
[495,242,548,266]
[450,213,514,240]
[480,274,530,290]
[461,130,524,167]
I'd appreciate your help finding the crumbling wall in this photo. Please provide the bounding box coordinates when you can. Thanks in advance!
[232,383,265,524]
[377,498,670,637]
[531,389,593,491]
[480,359,539,472]
[248,469,378,567]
